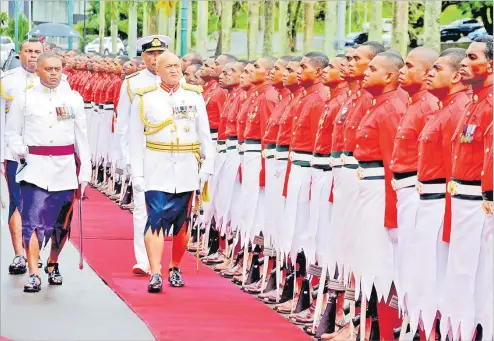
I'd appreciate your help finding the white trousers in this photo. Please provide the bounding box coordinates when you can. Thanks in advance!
[395,187,420,313]
[441,198,486,341]
[133,187,148,266]
[354,179,394,302]
[408,198,448,339]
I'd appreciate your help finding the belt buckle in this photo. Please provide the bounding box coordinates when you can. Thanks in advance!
[416,182,423,194]
[340,154,346,165]
[448,181,457,195]
[289,152,294,162]
[391,178,397,191]
[357,167,364,180]
[482,200,493,215]
[329,157,334,168]
[261,149,267,159]
[310,156,315,167]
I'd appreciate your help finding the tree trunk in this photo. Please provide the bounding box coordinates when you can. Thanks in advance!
[263,0,274,55]
[392,1,408,57]
[158,7,168,35]
[196,0,208,56]
[168,4,176,53]
[98,0,105,54]
[288,1,302,52]
[423,0,441,52]
[128,1,137,58]
[248,1,260,60]
[303,1,315,52]
[324,0,338,57]
[368,0,382,42]
[187,0,193,50]
[110,2,118,54]
[148,4,158,35]
[142,2,149,37]
[391,1,398,47]
[176,3,182,53]
[278,0,288,55]
[221,0,233,53]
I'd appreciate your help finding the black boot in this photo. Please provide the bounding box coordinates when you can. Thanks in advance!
[97,164,104,184]
[315,291,337,338]
[294,278,311,313]
[244,253,260,286]
[295,251,307,278]
[393,323,410,339]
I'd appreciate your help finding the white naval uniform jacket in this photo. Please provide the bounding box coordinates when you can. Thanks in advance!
[115,68,159,166]
[128,84,215,194]
[1,66,38,162]
[4,83,91,192]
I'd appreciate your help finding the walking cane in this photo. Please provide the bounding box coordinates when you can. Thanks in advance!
[78,197,84,270]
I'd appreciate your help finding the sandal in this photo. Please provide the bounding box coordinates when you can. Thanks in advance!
[9,255,27,275]
[168,267,185,287]
[44,262,63,285]
[23,274,42,293]
[148,273,163,293]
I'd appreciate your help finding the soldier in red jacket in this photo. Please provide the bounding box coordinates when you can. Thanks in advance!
[353,51,408,341]
[442,36,493,341]
[389,47,439,335]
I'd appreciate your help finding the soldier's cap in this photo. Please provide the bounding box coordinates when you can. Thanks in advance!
[137,35,172,53]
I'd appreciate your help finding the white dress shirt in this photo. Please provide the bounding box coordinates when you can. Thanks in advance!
[4,83,91,191]
[129,84,215,194]
[115,68,160,166]
[1,66,37,162]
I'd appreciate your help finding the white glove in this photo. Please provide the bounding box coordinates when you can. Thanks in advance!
[199,171,211,192]
[126,164,132,176]
[133,176,145,192]
[387,227,398,244]
[80,181,88,196]
[11,145,27,162]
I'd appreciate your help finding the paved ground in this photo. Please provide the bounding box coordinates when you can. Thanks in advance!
[0,175,155,341]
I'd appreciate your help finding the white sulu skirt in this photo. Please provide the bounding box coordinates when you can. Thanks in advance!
[239,152,263,245]
[353,178,394,303]
[215,149,240,234]
[314,170,334,272]
[441,197,486,341]
[407,197,447,339]
[271,159,289,252]
[326,167,343,279]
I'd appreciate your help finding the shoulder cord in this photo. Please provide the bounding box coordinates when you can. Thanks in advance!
[139,94,176,136]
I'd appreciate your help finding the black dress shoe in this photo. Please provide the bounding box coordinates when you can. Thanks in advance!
[45,262,63,285]
[9,255,27,275]
[148,273,163,293]
[24,274,42,293]
[168,267,185,287]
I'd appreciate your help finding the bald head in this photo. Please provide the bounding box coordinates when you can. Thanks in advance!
[399,47,439,93]
[408,47,439,70]
[157,52,182,86]
[258,56,277,70]
[376,52,405,74]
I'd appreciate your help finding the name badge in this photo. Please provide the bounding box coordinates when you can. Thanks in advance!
[460,124,477,143]
[55,106,76,121]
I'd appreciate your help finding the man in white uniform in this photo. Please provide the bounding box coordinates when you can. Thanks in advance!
[5,52,91,292]
[115,35,171,275]
[128,52,215,293]
[1,39,43,275]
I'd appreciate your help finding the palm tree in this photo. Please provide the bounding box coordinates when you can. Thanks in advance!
[278,0,288,55]
[109,1,119,54]
[392,1,408,57]
[368,1,382,42]
[263,0,274,55]
[423,0,441,52]
[128,0,137,57]
[196,0,208,56]
[248,1,260,59]
[221,0,233,54]
[99,0,105,54]
[324,0,338,57]
[303,1,315,52]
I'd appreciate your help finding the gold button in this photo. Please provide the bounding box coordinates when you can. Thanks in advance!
[418,152,421,156]
[391,160,394,164]
[352,126,355,129]
[344,138,347,142]
[486,148,490,152]
[295,116,298,120]
[455,155,458,160]
[365,135,368,138]
[398,126,401,130]
[482,171,485,176]
[356,144,359,148]
[293,132,295,135]
[401,136,404,139]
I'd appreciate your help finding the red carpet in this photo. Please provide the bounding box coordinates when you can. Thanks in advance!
[70,188,312,341]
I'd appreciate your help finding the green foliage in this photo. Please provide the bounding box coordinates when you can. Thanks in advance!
[0,13,30,42]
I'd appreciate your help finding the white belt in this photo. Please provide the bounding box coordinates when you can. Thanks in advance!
[357,166,385,179]
[237,143,244,152]
[84,103,92,109]
[416,182,446,195]
[275,150,289,159]
[392,175,418,191]
[226,139,238,148]
[290,151,312,162]
[216,144,227,153]
[311,156,330,167]
[103,103,114,110]
[244,143,262,152]
[211,132,218,140]
[329,156,342,167]
[341,154,358,165]
[91,101,95,107]
[448,181,482,197]
[262,148,276,159]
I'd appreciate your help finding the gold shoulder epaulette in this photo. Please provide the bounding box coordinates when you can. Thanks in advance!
[181,82,203,94]
[135,84,158,96]
[125,70,141,79]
